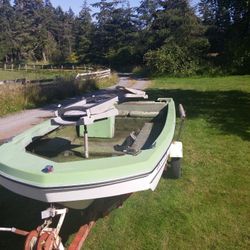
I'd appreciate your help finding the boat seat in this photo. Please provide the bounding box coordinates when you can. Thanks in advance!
[116,86,148,99]
[51,96,119,126]
[125,122,153,155]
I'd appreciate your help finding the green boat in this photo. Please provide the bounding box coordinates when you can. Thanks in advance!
[0,88,183,209]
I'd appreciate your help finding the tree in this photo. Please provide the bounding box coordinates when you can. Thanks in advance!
[137,0,160,28]
[144,0,209,74]
[0,0,14,62]
[199,0,250,73]
[75,0,93,63]
[92,0,138,67]
[40,0,58,62]
[12,0,45,61]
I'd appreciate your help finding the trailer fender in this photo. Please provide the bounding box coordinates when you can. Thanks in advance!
[169,141,183,158]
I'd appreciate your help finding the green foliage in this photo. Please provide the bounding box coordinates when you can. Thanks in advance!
[144,0,209,75]
[66,52,79,64]
[0,0,249,74]
[91,0,139,67]
[199,0,250,74]
[144,43,199,75]
[75,1,93,64]
[0,0,14,61]
[106,47,136,68]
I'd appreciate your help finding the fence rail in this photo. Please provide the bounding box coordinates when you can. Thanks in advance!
[75,69,111,80]
[0,64,106,72]
[0,68,111,86]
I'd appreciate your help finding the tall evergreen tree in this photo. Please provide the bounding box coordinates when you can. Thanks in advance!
[134,0,160,62]
[75,0,93,63]
[12,0,45,61]
[137,0,159,28]
[40,0,58,62]
[52,6,74,62]
[92,0,138,66]
[144,0,209,74]
[0,0,14,62]
[199,0,250,73]
[63,8,76,61]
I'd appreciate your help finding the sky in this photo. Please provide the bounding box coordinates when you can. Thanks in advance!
[50,0,199,15]
[51,0,140,14]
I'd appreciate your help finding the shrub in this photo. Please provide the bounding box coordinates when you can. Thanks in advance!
[144,43,199,76]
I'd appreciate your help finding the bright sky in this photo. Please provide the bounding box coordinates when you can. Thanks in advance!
[50,0,140,14]
[50,0,199,14]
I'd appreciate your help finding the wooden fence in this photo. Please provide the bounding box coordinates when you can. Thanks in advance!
[0,68,111,86]
[1,64,95,71]
[75,69,111,80]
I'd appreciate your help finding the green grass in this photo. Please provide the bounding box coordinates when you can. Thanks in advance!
[0,75,249,249]
[81,75,250,249]
[0,69,77,81]
[153,75,250,92]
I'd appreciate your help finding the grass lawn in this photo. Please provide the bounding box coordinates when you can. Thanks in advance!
[82,75,250,249]
[0,75,249,249]
[0,69,77,81]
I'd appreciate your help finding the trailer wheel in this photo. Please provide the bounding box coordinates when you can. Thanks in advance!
[170,157,181,179]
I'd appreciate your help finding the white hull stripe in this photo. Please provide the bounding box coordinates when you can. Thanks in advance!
[0,145,170,191]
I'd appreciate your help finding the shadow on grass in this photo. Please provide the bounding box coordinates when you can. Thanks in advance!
[147,88,250,141]
[0,186,130,249]
[0,188,46,249]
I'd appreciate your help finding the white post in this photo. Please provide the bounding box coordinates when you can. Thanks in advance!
[84,125,89,158]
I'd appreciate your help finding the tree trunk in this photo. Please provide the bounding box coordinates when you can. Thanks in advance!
[42,51,47,63]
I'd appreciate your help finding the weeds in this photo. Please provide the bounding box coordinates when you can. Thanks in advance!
[0,75,117,117]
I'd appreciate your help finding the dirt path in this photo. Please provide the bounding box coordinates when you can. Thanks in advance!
[0,75,151,141]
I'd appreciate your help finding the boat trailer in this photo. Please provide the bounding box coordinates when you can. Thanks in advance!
[0,194,131,250]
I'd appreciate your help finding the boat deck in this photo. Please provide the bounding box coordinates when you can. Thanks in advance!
[26,117,164,162]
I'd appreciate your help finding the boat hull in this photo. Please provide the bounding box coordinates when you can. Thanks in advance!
[0,145,169,208]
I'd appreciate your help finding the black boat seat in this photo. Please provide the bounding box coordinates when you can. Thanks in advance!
[129,122,153,155]
[114,122,153,155]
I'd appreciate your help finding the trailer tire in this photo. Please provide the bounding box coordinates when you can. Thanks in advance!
[170,157,181,179]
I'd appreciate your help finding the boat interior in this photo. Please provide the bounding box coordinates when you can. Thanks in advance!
[26,98,169,163]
